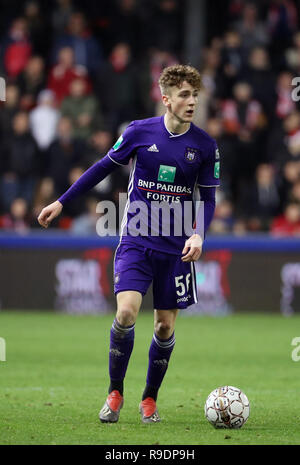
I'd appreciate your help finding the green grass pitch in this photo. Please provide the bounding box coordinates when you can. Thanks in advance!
[0,310,299,445]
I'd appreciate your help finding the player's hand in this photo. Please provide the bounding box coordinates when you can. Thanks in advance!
[37,200,63,228]
[181,233,203,262]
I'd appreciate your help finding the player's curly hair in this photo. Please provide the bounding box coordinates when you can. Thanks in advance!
[158,64,202,95]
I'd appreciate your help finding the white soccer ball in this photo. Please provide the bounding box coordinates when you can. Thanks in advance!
[204,386,250,429]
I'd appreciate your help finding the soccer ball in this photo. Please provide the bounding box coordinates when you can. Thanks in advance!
[204,386,250,429]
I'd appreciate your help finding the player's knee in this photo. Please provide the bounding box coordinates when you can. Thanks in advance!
[116,308,136,327]
[154,320,173,339]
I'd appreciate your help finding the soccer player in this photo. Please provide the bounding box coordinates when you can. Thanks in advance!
[38,65,220,424]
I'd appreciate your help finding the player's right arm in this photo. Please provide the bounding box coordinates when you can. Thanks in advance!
[38,200,63,228]
[37,122,137,228]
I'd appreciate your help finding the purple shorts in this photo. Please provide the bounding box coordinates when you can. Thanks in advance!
[113,243,198,310]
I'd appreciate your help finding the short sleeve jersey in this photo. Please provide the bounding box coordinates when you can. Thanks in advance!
[108,116,220,255]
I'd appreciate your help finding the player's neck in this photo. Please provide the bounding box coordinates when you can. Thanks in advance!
[164,112,191,135]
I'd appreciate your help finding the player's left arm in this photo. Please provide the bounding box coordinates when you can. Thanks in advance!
[181,233,203,262]
[181,186,216,262]
[181,140,220,262]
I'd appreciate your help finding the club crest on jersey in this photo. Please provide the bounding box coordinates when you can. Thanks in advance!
[184,147,198,163]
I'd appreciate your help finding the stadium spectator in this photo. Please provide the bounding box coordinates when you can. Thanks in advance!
[220,81,267,202]
[47,116,86,197]
[143,0,182,54]
[228,0,248,23]
[283,110,300,159]
[31,177,56,228]
[220,81,265,135]
[273,110,300,166]
[17,56,46,111]
[29,89,60,159]
[0,88,19,211]
[103,0,141,56]
[51,11,103,77]
[283,159,300,181]
[205,116,237,200]
[60,77,102,139]
[198,46,221,100]
[60,165,88,221]
[0,84,20,137]
[232,217,248,235]
[0,17,32,78]
[0,84,20,214]
[95,42,140,130]
[51,0,74,35]
[281,160,300,201]
[0,197,30,233]
[195,47,223,126]
[243,46,276,119]
[82,129,114,167]
[284,30,300,72]
[47,46,92,105]
[267,0,298,62]
[23,0,51,56]
[284,30,300,70]
[289,179,300,203]
[271,201,300,236]
[275,70,296,120]
[139,48,178,117]
[82,129,129,207]
[236,163,281,230]
[219,30,244,97]
[233,2,270,60]
[209,198,235,234]
[267,110,300,169]
[70,196,100,235]
[0,112,38,211]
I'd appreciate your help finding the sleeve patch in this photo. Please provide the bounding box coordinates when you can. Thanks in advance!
[214,161,220,179]
[113,135,123,151]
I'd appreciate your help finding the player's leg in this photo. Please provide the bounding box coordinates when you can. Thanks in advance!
[140,308,178,423]
[99,244,153,423]
[99,290,142,423]
[139,250,197,423]
[109,290,142,395]
[145,308,178,400]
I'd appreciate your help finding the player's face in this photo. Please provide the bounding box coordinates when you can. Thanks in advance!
[164,81,199,124]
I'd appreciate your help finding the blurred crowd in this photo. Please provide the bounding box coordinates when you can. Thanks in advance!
[1,0,300,237]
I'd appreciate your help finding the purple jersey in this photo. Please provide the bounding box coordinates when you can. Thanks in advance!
[108,116,220,255]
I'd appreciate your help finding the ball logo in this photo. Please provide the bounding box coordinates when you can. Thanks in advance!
[205,386,250,429]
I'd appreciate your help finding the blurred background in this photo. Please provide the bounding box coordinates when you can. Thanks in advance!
[1,0,300,315]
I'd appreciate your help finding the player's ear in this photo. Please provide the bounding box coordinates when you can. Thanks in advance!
[162,94,171,108]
